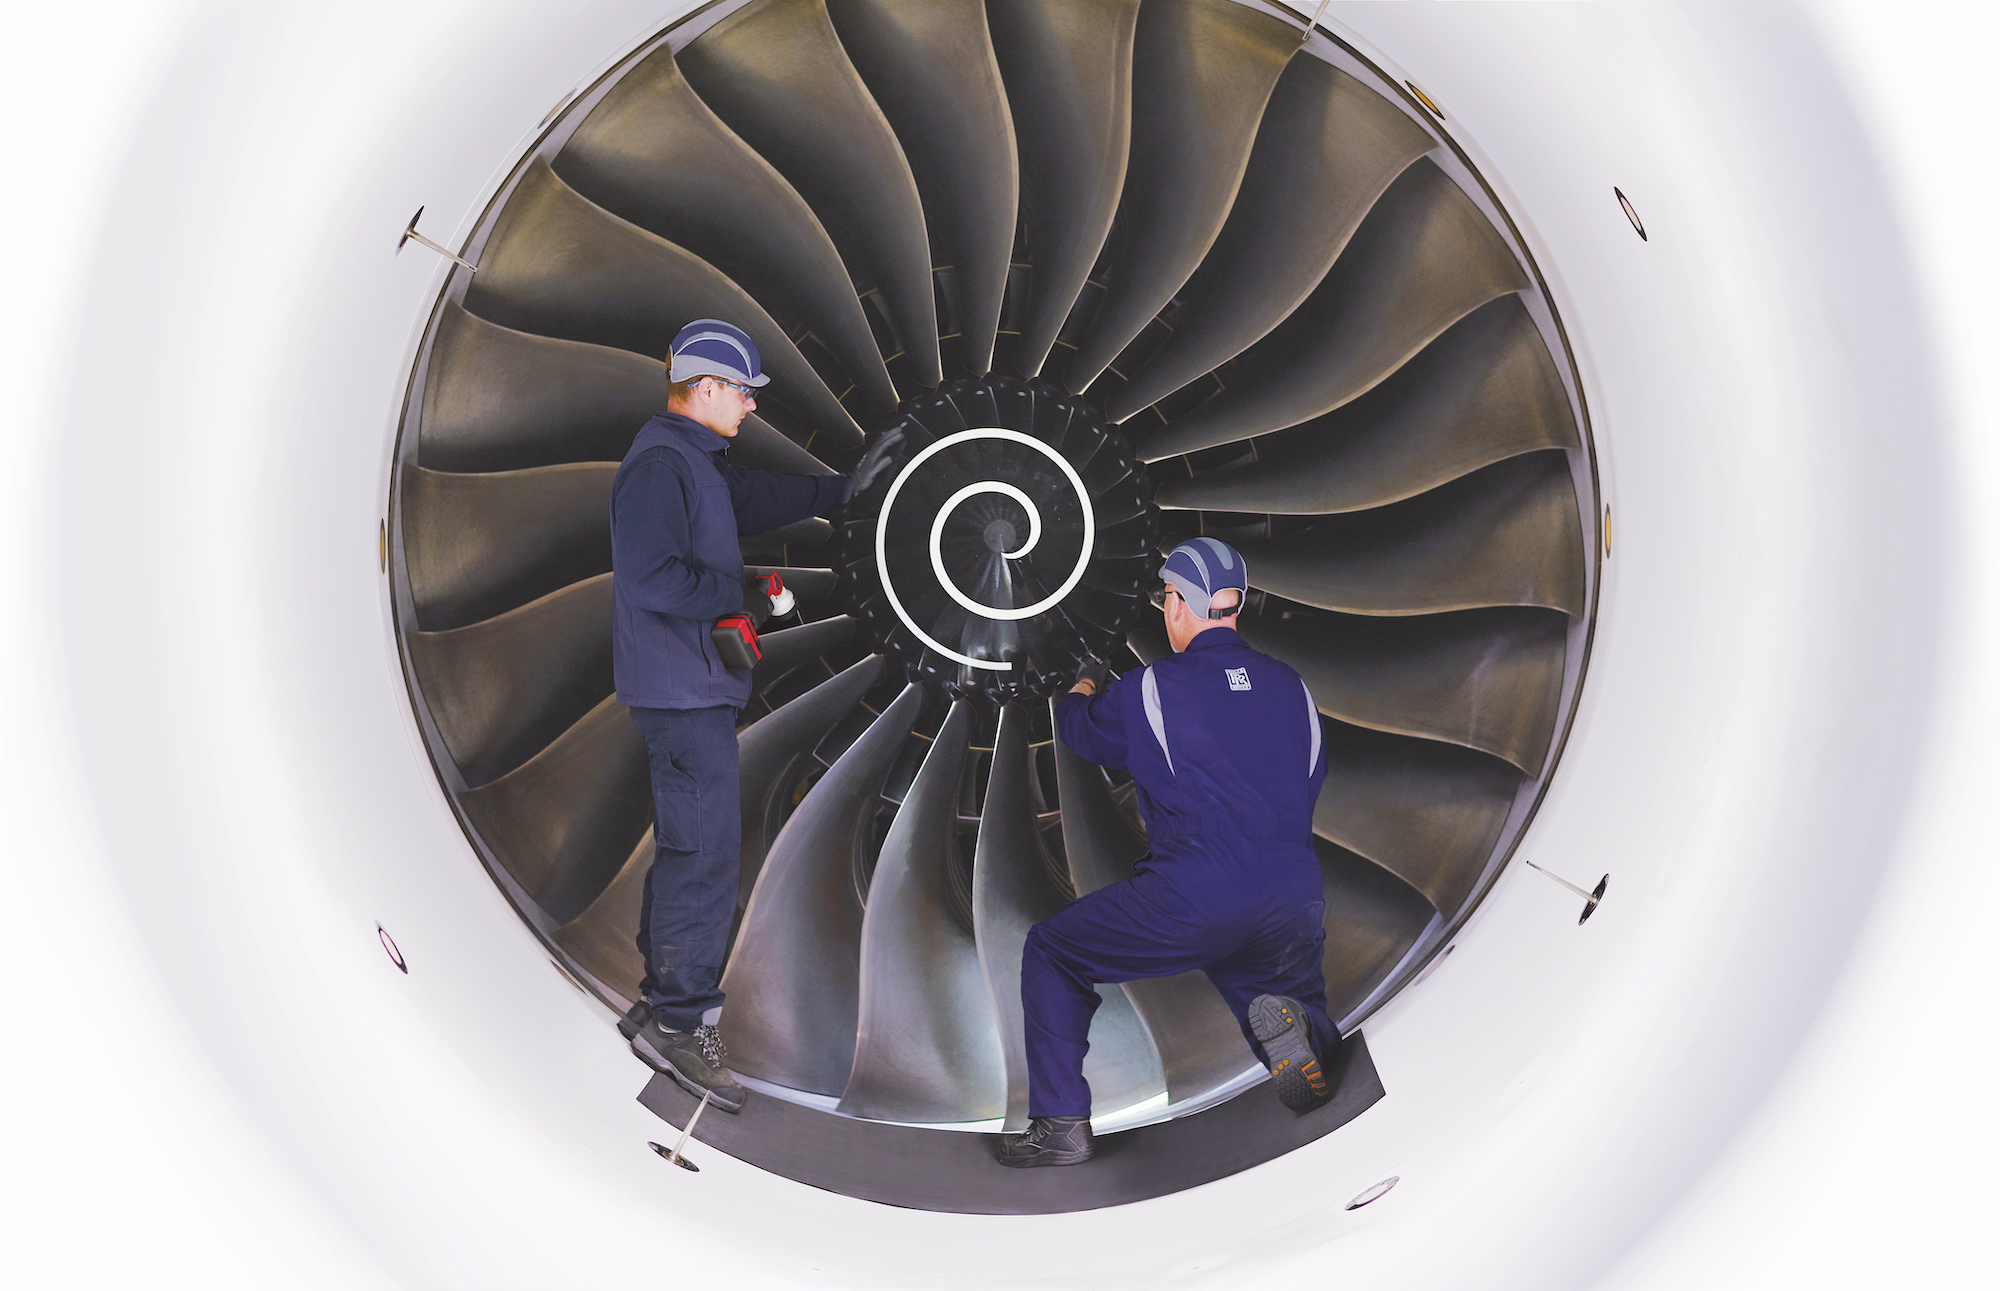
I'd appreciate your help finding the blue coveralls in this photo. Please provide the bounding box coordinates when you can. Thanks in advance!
[1028,627,1335,1118]
[610,412,848,1031]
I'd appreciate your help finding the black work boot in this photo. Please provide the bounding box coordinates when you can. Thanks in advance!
[996,1116,1094,1168]
[617,998,654,1040]
[630,1018,748,1113]
[1249,994,1334,1113]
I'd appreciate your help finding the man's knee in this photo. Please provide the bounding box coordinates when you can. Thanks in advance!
[1022,919,1091,988]
[1022,920,1059,972]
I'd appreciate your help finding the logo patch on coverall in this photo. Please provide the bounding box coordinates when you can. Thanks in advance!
[1225,667,1251,691]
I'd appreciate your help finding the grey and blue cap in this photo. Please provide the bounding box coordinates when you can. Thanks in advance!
[668,318,771,387]
[1162,538,1248,619]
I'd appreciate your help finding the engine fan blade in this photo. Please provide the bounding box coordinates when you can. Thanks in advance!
[1150,297,1576,512]
[987,0,1139,377]
[751,616,857,694]
[1062,0,1297,393]
[457,695,651,925]
[552,828,652,1000]
[736,654,885,909]
[407,573,612,786]
[722,682,925,1096]
[1138,159,1529,460]
[840,701,1007,1121]
[1315,719,1520,918]
[1127,621,1170,665]
[419,304,664,472]
[463,160,861,447]
[1108,58,1436,421]
[401,463,615,632]
[827,0,1017,378]
[555,43,896,413]
[1230,451,1586,617]
[418,304,837,472]
[738,517,835,565]
[679,0,942,388]
[1316,837,1437,1023]
[1240,604,1568,776]
[1051,702,1255,1104]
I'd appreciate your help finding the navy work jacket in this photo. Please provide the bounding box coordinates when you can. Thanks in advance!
[610,412,848,710]
[1054,627,1326,864]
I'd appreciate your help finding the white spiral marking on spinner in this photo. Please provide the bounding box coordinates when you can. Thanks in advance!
[875,427,1097,672]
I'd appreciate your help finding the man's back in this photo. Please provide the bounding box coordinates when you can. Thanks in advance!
[1054,626,1325,847]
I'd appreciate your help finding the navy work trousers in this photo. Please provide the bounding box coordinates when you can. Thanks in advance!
[630,704,741,1032]
[1021,847,1337,1119]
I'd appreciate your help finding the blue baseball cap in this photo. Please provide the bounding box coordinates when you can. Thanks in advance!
[1162,538,1248,619]
[668,318,771,387]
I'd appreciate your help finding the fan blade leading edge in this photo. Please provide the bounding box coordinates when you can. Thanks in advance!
[680,0,942,387]
[722,682,925,1096]
[840,700,1007,1121]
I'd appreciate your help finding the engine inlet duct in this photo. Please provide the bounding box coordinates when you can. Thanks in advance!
[387,0,1597,1198]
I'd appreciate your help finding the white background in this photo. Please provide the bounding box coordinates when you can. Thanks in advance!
[1,3,1993,1286]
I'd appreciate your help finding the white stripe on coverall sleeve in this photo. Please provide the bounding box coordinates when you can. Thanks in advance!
[1303,677,1321,776]
[1142,667,1173,774]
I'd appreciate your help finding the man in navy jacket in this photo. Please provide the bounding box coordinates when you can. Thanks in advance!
[614,319,850,1111]
[998,538,1338,1167]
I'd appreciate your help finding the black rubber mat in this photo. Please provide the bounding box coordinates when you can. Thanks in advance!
[637,1031,1383,1213]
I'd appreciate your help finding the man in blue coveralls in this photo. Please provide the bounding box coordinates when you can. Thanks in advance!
[998,538,1338,1167]
[612,319,851,1112]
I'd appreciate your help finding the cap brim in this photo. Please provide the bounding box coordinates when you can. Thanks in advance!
[668,357,771,387]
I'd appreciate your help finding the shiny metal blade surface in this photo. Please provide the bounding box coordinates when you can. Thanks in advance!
[555,42,895,411]
[987,0,1139,376]
[402,462,615,631]
[1052,703,1252,1103]
[1316,838,1436,1022]
[407,573,613,786]
[840,702,1007,1121]
[420,307,833,474]
[1109,58,1435,420]
[726,414,837,476]
[1063,0,1297,392]
[419,304,666,472]
[827,0,1017,376]
[722,682,925,1096]
[463,159,860,446]
[973,704,1068,1130]
[1127,621,1171,665]
[679,0,941,387]
[1150,296,1576,499]
[1139,159,1530,460]
[736,654,885,907]
[739,516,834,565]
[553,829,651,998]
[1080,987,1168,1121]
[1314,719,1519,917]
[1239,606,1568,775]
[752,615,856,692]
[458,695,650,925]
[1230,452,1586,617]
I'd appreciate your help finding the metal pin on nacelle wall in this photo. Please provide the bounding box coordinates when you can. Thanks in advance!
[397,206,477,272]
[648,1088,714,1173]
[1299,0,1333,45]
[1524,859,1609,925]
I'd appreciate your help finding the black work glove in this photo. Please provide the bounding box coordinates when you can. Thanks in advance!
[1074,656,1109,693]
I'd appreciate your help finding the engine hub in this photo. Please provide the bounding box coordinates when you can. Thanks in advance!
[840,374,1159,701]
